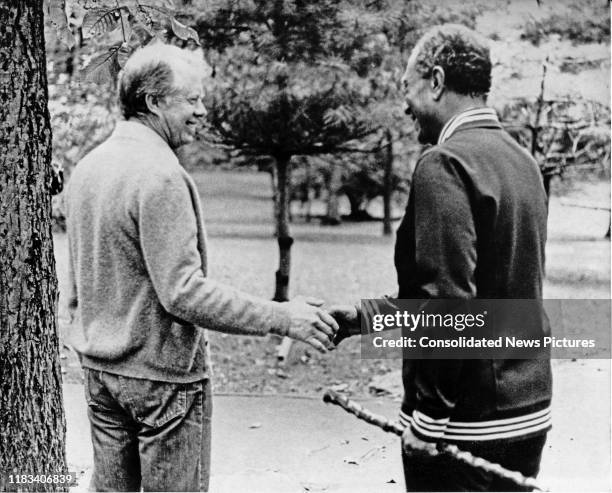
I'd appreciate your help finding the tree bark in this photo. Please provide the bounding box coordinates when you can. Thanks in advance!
[382,128,393,236]
[273,156,294,302]
[0,2,67,491]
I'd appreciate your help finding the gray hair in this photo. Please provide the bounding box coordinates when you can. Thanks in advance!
[410,24,492,98]
[118,43,212,119]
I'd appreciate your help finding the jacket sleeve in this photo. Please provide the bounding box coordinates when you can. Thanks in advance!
[136,169,292,336]
[406,149,477,441]
[411,149,477,299]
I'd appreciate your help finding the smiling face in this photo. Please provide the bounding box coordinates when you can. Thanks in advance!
[400,55,440,145]
[155,67,207,149]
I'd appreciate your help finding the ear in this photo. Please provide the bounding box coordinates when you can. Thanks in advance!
[145,93,163,117]
[430,66,445,101]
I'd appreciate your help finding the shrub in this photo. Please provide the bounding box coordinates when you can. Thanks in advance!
[521,2,610,46]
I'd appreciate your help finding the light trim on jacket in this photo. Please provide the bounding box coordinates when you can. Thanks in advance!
[438,107,500,145]
[399,406,552,441]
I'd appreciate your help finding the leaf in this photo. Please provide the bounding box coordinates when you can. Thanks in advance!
[47,0,76,48]
[170,17,201,45]
[82,7,125,37]
[81,43,123,84]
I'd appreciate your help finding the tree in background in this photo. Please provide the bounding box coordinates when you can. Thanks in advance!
[500,62,611,201]
[276,0,481,232]
[198,0,379,302]
[193,0,482,294]
[0,2,68,490]
[208,64,374,301]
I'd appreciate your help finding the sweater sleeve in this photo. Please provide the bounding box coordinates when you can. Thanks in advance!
[407,150,477,441]
[65,180,79,321]
[137,169,291,336]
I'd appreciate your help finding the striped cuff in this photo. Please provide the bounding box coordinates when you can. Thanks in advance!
[399,410,449,441]
[398,406,552,441]
[443,407,552,441]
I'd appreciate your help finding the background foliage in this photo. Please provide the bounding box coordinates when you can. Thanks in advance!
[521,0,610,46]
[46,0,610,230]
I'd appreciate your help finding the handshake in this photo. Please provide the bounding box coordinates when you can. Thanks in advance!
[279,297,362,353]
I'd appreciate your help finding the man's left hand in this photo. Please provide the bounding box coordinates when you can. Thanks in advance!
[402,426,439,458]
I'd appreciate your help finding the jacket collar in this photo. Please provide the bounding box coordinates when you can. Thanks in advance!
[437,107,501,145]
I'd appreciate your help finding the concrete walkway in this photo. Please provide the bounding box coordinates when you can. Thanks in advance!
[64,360,611,492]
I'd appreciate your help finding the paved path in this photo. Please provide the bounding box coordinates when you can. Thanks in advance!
[64,360,610,492]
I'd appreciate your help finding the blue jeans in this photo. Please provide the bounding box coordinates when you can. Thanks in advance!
[84,369,212,492]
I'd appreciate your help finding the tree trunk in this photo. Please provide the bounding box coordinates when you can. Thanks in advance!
[269,163,279,234]
[345,190,368,220]
[323,164,341,225]
[382,128,393,236]
[542,173,552,207]
[304,158,313,223]
[0,2,68,491]
[273,156,293,302]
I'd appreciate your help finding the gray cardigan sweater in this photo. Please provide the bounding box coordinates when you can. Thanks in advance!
[66,121,291,382]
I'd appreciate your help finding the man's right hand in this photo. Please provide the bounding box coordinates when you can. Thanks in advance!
[328,305,361,346]
[284,298,339,353]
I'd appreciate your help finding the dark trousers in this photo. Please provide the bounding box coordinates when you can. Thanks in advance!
[402,434,547,492]
[84,368,212,492]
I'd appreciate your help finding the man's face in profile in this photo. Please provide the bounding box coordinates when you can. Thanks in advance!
[156,67,207,149]
[401,56,438,145]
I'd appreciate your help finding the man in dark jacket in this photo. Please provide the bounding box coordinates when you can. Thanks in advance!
[332,24,551,491]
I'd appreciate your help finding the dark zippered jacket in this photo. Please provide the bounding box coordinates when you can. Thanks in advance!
[395,110,552,443]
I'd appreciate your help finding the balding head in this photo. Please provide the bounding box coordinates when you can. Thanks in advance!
[118,43,212,119]
[400,24,492,144]
[409,24,492,99]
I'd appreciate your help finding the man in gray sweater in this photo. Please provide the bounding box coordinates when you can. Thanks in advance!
[65,44,338,492]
